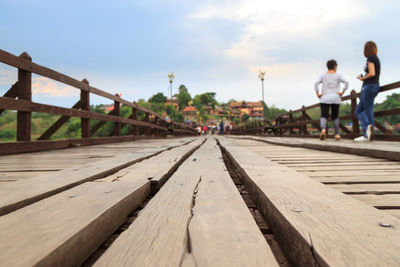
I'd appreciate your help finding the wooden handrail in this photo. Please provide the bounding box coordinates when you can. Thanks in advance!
[0,49,164,120]
[0,49,197,154]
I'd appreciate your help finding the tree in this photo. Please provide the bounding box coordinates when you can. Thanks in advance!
[241,113,250,122]
[177,85,192,110]
[148,92,167,103]
[193,92,218,109]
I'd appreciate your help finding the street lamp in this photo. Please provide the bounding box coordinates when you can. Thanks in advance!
[258,70,266,120]
[168,72,175,107]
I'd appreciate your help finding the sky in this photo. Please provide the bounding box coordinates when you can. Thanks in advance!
[0,0,399,110]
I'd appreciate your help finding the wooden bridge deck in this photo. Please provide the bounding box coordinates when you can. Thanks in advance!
[1,136,400,266]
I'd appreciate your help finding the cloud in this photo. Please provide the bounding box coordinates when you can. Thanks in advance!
[0,66,17,87]
[191,0,369,65]
[32,77,79,97]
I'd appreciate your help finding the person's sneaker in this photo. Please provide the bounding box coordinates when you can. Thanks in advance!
[320,129,326,140]
[354,136,368,142]
[366,124,374,141]
[334,134,341,140]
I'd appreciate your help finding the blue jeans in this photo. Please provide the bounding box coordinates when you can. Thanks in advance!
[355,83,380,135]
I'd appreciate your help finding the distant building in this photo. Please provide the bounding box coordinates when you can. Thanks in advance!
[183,106,198,116]
[229,101,263,120]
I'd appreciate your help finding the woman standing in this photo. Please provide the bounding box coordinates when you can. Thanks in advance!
[314,60,348,140]
[354,41,381,142]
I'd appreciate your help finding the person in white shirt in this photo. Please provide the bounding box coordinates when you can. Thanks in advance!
[314,60,349,140]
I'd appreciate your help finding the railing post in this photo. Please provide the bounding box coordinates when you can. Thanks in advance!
[131,105,138,136]
[154,117,159,136]
[114,93,121,136]
[289,110,295,135]
[301,106,308,135]
[17,52,32,141]
[81,79,90,138]
[144,113,150,136]
[351,90,360,137]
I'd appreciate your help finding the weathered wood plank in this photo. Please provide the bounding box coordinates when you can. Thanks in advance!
[0,135,173,155]
[230,136,400,161]
[303,170,400,177]
[95,138,278,267]
[0,180,149,267]
[0,139,192,216]
[219,137,400,267]
[184,139,278,267]
[330,184,400,194]
[385,209,400,219]
[98,138,205,192]
[94,141,207,266]
[351,194,400,208]
[292,165,400,171]
[315,175,400,184]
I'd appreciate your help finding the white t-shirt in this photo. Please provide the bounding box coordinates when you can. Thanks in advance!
[314,73,349,104]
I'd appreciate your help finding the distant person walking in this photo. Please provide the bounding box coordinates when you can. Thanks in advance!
[219,120,224,135]
[314,60,349,140]
[354,41,381,142]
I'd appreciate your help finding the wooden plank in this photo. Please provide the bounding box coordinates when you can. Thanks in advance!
[0,138,192,216]
[219,137,400,266]
[184,139,278,267]
[0,135,169,155]
[231,136,400,161]
[330,184,400,194]
[385,210,400,219]
[303,170,400,177]
[93,140,207,266]
[292,165,400,171]
[0,179,150,267]
[315,175,400,184]
[284,162,395,167]
[95,138,278,267]
[351,194,400,208]
[98,138,205,192]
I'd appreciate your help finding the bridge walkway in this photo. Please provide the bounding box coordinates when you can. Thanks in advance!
[227,136,400,219]
[0,136,400,266]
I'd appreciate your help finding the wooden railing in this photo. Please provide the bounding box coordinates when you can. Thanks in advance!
[0,49,197,154]
[231,81,400,141]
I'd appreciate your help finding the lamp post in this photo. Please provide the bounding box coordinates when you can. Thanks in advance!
[258,70,266,120]
[168,72,175,108]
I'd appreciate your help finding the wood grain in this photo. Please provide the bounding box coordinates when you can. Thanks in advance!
[0,180,149,267]
[95,138,278,267]
[186,139,278,267]
[219,137,400,267]
[0,138,193,216]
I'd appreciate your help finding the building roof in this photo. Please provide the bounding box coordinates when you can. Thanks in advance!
[183,106,197,112]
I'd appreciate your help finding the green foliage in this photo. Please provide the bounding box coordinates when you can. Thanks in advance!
[193,92,217,109]
[177,85,192,110]
[0,128,15,140]
[241,113,250,122]
[165,105,184,122]
[149,92,167,104]
[375,93,400,125]
[265,105,288,121]
[234,117,240,125]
